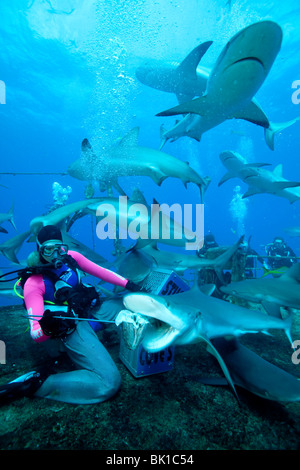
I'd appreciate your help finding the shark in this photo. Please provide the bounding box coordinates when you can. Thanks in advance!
[203,337,300,402]
[154,21,298,150]
[67,127,211,202]
[218,151,300,203]
[0,202,17,233]
[220,263,300,317]
[120,282,293,401]
[29,198,104,235]
[284,226,300,237]
[0,230,31,264]
[128,235,243,275]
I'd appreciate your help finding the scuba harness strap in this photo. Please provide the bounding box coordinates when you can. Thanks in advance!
[6,254,103,335]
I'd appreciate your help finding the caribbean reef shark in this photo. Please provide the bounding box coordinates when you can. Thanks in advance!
[154,21,298,150]
[120,283,293,401]
[29,198,104,235]
[205,337,300,402]
[131,235,243,275]
[221,263,300,317]
[67,127,211,202]
[0,230,31,264]
[0,202,17,233]
[218,150,300,203]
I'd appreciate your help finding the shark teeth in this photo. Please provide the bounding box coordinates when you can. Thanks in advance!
[142,323,181,352]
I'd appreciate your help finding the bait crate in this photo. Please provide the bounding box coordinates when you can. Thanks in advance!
[119,269,190,378]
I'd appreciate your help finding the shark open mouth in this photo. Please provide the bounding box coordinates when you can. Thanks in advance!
[122,293,185,352]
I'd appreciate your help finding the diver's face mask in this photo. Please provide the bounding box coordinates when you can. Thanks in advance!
[38,240,68,268]
[274,239,284,248]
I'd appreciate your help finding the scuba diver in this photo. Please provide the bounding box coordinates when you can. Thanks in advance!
[196,232,219,256]
[265,236,297,270]
[0,225,142,405]
[196,233,229,298]
[237,239,266,279]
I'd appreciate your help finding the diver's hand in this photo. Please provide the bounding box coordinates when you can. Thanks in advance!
[39,309,76,338]
[126,281,149,293]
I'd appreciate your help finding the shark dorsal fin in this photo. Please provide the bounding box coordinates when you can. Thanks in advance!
[81,138,92,151]
[273,164,283,178]
[118,127,139,148]
[81,138,97,164]
[177,42,213,79]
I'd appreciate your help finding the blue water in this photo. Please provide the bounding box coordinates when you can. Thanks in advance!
[1,0,300,303]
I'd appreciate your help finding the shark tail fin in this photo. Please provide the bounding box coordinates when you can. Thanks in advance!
[265,118,300,150]
[198,176,211,203]
[8,201,17,231]
[159,125,168,150]
[283,313,293,347]
[212,235,244,270]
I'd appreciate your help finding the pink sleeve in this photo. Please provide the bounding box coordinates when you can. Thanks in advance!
[68,250,128,288]
[23,275,49,343]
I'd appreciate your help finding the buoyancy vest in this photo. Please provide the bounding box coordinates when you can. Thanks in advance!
[21,254,101,316]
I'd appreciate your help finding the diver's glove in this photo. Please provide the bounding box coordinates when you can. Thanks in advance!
[126,280,149,293]
[39,308,77,338]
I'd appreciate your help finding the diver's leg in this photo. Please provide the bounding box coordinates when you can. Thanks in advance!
[93,297,124,322]
[35,321,121,404]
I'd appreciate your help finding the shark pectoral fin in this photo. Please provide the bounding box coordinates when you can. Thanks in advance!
[156,96,208,118]
[232,100,270,128]
[242,187,263,198]
[202,336,240,403]
[0,226,8,234]
[218,172,235,186]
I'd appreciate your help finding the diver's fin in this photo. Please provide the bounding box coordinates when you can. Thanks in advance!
[0,369,49,404]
